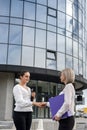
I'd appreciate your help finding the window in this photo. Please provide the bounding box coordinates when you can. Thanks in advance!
[24,2,35,20]
[36,5,46,23]
[47,7,57,18]
[47,32,56,51]
[8,45,21,65]
[9,25,22,45]
[46,50,57,70]
[0,44,7,64]
[35,48,46,68]
[57,11,65,29]
[57,34,65,53]
[0,0,10,16]
[0,24,8,43]
[58,0,65,12]
[23,27,34,46]
[48,0,57,9]
[22,46,34,66]
[11,0,23,18]
[66,55,72,68]
[35,29,46,48]
[57,53,65,71]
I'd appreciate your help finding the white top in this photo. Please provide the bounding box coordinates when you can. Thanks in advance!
[13,84,33,112]
[47,83,75,118]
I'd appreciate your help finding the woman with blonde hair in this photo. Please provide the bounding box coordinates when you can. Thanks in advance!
[42,68,75,130]
[54,68,75,130]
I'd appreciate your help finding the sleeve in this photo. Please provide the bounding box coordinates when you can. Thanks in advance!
[55,84,72,117]
[13,86,33,108]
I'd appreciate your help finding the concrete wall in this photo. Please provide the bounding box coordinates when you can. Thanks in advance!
[0,72,15,120]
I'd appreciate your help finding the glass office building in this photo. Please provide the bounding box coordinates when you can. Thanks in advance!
[0,0,87,120]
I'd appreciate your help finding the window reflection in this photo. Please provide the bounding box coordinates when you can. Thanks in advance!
[57,11,65,29]
[79,60,83,75]
[0,0,10,16]
[36,5,46,23]
[47,32,56,51]
[57,53,65,71]
[66,15,72,32]
[24,2,35,20]
[48,7,57,18]
[66,37,72,55]
[23,27,34,46]
[0,24,8,43]
[8,45,21,65]
[9,25,22,45]
[66,0,72,16]
[0,17,9,24]
[37,0,47,5]
[79,44,82,60]
[22,46,34,66]
[73,19,79,37]
[48,16,56,26]
[66,55,72,68]
[73,4,78,20]
[47,59,56,70]
[47,50,56,60]
[57,34,65,53]
[35,29,46,48]
[58,0,65,12]
[35,48,45,68]
[48,0,57,9]
[73,41,78,58]
[73,58,78,75]
[0,44,7,64]
[11,0,23,17]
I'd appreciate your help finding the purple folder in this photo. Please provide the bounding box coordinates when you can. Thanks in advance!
[49,94,68,119]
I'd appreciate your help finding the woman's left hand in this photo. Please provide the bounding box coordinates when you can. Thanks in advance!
[54,115,61,121]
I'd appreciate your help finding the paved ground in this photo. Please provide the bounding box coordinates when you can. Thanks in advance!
[1,118,87,130]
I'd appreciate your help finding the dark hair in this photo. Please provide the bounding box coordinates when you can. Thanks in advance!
[18,71,30,78]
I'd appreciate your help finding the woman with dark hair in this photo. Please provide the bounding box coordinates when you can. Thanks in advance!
[13,71,41,130]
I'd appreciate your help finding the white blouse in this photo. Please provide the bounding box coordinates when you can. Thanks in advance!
[47,83,75,118]
[13,84,33,112]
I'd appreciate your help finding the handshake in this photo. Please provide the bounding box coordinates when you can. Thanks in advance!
[33,102,47,108]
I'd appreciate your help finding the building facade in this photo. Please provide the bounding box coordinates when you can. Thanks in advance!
[0,0,87,120]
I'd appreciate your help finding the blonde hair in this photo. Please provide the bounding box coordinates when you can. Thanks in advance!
[61,68,75,84]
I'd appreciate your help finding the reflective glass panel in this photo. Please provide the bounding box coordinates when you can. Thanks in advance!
[35,29,46,48]
[73,58,78,75]
[0,44,7,64]
[23,27,34,46]
[24,20,35,27]
[0,24,8,43]
[79,44,82,60]
[47,59,56,70]
[36,5,46,23]
[48,8,57,17]
[36,22,46,30]
[79,60,83,75]
[73,41,78,58]
[22,46,34,66]
[0,0,10,16]
[57,34,65,53]
[47,51,56,60]
[66,0,72,16]
[48,0,57,9]
[66,55,72,68]
[48,16,56,26]
[37,0,47,5]
[47,32,56,51]
[73,19,79,36]
[47,25,56,33]
[0,17,9,23]
[57,53,65,71]
[66,15,72,32]
[11,0,23,17]
[73,4,78,20]
[9,25,22,45]
[57,11,65,29]
[24,2,35,20]
[10,18,22,25]
[66,38,72,55]
[8,45,21,65]
[58,0,65,12]
[35,48,45,68]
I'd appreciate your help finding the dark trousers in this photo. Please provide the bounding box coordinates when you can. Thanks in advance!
[13,111,32,130]
[59,116,75,130]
